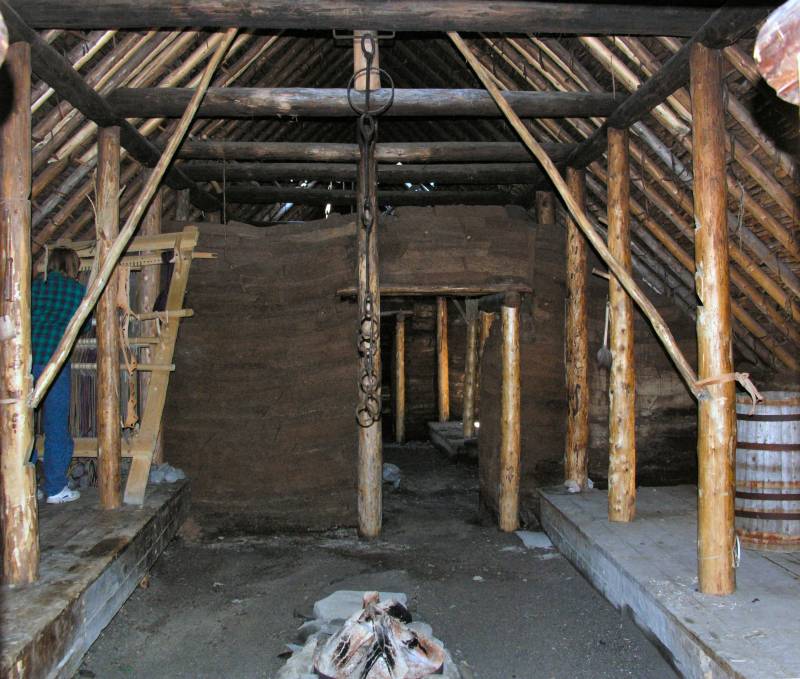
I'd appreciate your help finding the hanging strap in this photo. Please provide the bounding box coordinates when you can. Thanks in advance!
[695,371,763,413]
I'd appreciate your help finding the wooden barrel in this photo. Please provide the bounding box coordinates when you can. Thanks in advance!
[735,391,800,552]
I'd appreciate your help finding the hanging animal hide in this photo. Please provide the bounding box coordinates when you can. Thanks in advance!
[313,592,445,679]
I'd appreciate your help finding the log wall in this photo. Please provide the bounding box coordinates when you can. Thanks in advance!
[166,205,533,528]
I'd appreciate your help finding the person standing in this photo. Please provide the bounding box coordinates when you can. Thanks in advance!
[31,247,86,503]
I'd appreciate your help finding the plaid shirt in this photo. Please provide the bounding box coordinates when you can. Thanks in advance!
[31,272,86,365]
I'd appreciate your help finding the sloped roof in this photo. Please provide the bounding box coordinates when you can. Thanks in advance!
[16,17,800,372]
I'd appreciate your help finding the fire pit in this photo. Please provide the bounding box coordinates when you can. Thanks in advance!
[277,591,462,678]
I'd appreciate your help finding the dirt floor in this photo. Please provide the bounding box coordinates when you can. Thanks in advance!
[78,442,678,679]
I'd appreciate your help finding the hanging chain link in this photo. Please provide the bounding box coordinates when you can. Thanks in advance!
[348,33,393,428]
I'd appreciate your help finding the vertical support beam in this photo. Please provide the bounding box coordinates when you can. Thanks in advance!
[0,42,39,584]
[174,188,191,221]
[691,43,736,595]
[498,292,521,532]
[436,296,450,422]
[394,313,406,444]
[564,167,589,490]
[139,186,163,463]
[536,190,556,225]
[96,126,122,509]
[353,30,381,91]
[607,127,636,522]
[463,299,479,439]
[355,31,382,538]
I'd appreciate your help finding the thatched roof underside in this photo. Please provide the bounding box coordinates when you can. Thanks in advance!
[25,27,800,372]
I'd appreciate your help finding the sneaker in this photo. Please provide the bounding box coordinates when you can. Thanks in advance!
[46,486,80,504]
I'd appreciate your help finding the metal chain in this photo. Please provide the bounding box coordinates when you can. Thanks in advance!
[355,33,382,428]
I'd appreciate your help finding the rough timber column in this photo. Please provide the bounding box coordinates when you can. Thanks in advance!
[535,190,555,225]
[690,43,736,595]
[140,186,163,464]
[462,299,479,439]
[498,292,522,532]
[355,31,382,539]
[607,128,636,522]
[174,188,191,221]
[0,42,39,584]
[564,168,589,490]
[394,313,406,444]
[96,126,122,509]
[436,296,450,422]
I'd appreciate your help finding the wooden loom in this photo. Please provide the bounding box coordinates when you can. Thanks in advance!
[38,226,203,505]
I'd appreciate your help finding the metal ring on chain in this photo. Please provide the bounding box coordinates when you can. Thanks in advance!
[346,68,396,117]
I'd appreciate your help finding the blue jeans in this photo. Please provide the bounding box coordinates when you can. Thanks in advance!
[32,363,73,497]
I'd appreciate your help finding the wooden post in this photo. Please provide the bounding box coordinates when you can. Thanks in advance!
[174,187,191,221]
[356,30,382,539]
[463,299,479,439]
[535,190,555,225]
[354,30,381,91]
[691,43,736,595]
[394,313,406,444]
[96,126,122,509]
[607,127,636,522]
[0,42,39,585]
[498,292,521,532]
[139,185,163,464]
[564,167,590,490]
[436,296,450,422]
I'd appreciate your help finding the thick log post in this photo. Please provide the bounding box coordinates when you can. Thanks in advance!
[564,167,590,490]
[0,42,39,584]
[356,31,382,539]
[498,292,522,532]
[139,185,163,464]
[607,127,636,522]
[96,126,122,509]
[463,299,479,439]
[691,43,736,595]
[394,313,406,444]
[174,187,191,221]
[436,296,450,422]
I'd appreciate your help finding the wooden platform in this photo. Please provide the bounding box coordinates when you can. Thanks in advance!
[540,485,800,679]
[428,421,477,459]
[1,481,189,679]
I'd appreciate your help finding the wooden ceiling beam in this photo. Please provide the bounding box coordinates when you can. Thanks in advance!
[107,87,622,119]
[9,1,723,36]
[0,0,220,211]
[566,4,772,169]
[182,161,547,184]
[219,185,527,206]
[175,140,576,163]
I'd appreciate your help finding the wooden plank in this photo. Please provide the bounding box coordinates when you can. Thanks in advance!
[107,87,622,119]
[9,1,719,36]
[0,483,189,679]
[540,485,800,679]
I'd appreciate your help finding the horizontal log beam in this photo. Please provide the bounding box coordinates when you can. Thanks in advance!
[176,140,578,163]
[0,1,219,211]
[9,2,718,36]
[182,161,546,185]
[221,185,526,206]
[108,87,622,119]
[568,4,771,169]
